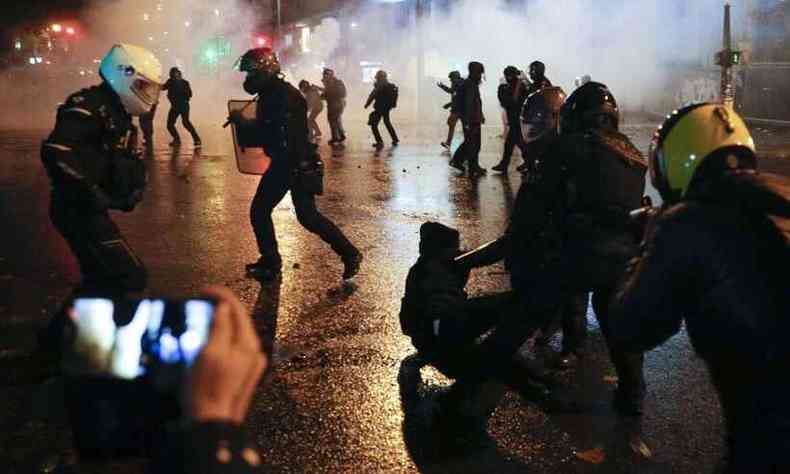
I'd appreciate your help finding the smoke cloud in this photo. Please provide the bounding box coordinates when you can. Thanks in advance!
[4,0,744,131]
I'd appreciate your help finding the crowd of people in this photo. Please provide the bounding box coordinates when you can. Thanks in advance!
[32,40,789,474]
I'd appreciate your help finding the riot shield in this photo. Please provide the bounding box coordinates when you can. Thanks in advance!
[228,100,271,175]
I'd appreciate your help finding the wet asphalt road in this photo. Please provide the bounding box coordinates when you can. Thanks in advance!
[1,117,789,473]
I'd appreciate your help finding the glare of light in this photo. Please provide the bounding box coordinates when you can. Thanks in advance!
[256,37,266,46]
[300,27,311,53]
[14,39,22,50]
[179,331,202,364]
[149,36,155,42]
[93,58,101,63]
[51,23,62,33]
[156,3,163,11]
[79,69,86,76]
[163,31,169,36]
[351,22,358,29]
[214,8,220,16]
[66,27,75,35]
[143,13,150,21]
[158,329,180,363]
[47,40,52,49]
[36,57,43,64]
[29,57,36,65]
[184,20,191,28]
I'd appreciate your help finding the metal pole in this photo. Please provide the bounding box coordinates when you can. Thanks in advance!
[276,0,282,46]
[720,3,736,109]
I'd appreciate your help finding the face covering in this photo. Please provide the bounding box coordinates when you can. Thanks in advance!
[244,73,271,95]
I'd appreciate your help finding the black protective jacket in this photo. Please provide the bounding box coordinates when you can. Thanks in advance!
[365,81,398,112]
[506,128,646,289]
[610,171,790,470]
[162,78,193,108]
[41,83,144,212]
[457,128,645,290]
[254,79,312,170]
[498,81,528,125]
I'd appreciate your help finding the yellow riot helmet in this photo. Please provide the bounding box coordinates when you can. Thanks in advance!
[649,103,757,203]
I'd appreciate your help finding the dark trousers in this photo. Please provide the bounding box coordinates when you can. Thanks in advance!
[499,119,527,168]
[327,101,346,142]
[139,104,156,145]
[541,291,589,354]
[451,123,482,169]
[250,165,357,265]
[370,109,399,144]
[44,198,147,346]
[166,104,200,143]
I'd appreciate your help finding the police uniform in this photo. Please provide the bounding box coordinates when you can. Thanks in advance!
[40,83,147,343]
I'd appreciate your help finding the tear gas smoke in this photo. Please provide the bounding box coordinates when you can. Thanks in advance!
[3,0,745,131]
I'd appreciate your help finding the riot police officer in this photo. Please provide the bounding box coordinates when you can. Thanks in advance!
[364,70,399,150]
[39,43,161,349]
[492,66,529,173]
[610,104,789,473]
[455,82,648,417]
[231,48,362,281]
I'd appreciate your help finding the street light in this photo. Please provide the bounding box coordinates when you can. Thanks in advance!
[51,23,62,33]
[66,26,76,35]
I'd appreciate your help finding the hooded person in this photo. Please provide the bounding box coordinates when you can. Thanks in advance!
[438,70,464,150]
[229,48,362,282]
[364,70,400,149]
[161,66,201,147]
[449,61,487,177]
[492,66,530,173]
[320,68,347,145]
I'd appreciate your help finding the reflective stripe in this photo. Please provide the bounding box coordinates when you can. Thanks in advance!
[43,143,73,152]
[62,107,93,117]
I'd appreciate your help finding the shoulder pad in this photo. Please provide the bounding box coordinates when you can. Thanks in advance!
[589,129,647,170]
[60,86,107,117]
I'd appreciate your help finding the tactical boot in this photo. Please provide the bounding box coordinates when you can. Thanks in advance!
[342,252,363,280]
[245,258,282,282]
[491,161,508,173]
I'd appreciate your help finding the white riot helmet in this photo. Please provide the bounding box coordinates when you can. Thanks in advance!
[99,43,163,116]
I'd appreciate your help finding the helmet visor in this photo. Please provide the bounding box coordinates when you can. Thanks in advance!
[131,78,161,106]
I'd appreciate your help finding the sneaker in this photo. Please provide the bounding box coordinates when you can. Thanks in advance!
[491,162,508,173]
[245,259,282,282]
[342,252,363,280]
[373,142,384,150]
[441,142,450,150]
[516,162,530,174]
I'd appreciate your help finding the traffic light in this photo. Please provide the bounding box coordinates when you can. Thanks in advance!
[198,37,231,67]
[715,50,742,67]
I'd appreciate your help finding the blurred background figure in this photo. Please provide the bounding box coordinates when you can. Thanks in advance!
[321,68,347,145]
[438,70,464,151]
[364,70,400,150]
[162,67,201,148]
[299,80,324,142]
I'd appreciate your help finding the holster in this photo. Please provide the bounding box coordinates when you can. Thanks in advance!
[293,144,324,195]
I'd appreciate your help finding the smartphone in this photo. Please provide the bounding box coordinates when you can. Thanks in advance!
[66,298,214,379]
[63,297,215,459]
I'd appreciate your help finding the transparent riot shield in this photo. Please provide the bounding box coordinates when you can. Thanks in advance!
[228,100,271,175]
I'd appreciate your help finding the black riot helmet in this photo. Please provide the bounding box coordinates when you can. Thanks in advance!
[448,70,461,81]
[559,81,619,135]
[529,61,546,82]
[169,67,182,79]
[521,86,567,144]
[235,47,282,95]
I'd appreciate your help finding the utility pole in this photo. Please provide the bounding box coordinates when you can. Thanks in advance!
[415,0,426,126]
[274,0,282,48]
[715,3,742,109]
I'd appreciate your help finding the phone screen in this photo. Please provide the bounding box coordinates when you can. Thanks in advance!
[67,298,214,380]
